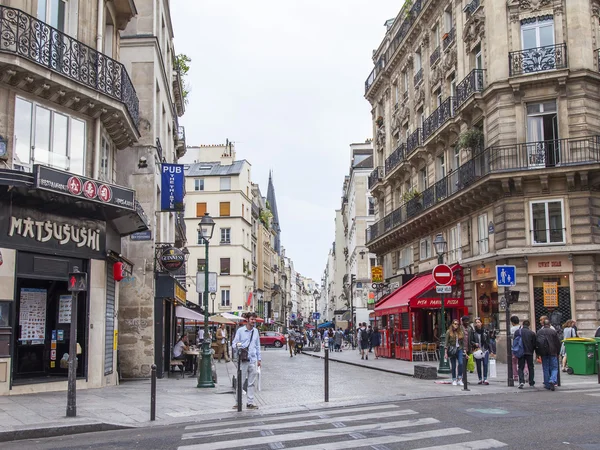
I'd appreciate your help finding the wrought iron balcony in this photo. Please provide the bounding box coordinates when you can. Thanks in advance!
[403,90,409,101]
[464,0,480,18]
[422,97,456,142]
[0,5,139,127]
[385,143,406,175]
[365,56,386,94]
[414,68,423,87]
[456,69,485,109]
[509,43,567,76]
[366,135,600,245]
[368,166,384,190]
[430,46,441,66]
[443,27,456,51]
[407,128,421,154]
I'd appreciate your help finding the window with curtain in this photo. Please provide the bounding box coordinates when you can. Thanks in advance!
[420,237,431,260]
[196,202,207,217]
[399,246,413,268]
[477,213,489,254]
[220,177,231,191]
[220,289,230,307]
[14,97,86,175]
[448,226,460,262]
[220,228,231,244]
[530,199,565,244]
[99,135,113,182]
[194,179,204,191]
[220,202,230,216]
[220,258,231,275]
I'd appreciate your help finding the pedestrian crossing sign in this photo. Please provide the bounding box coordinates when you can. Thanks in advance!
[496,265,516,287]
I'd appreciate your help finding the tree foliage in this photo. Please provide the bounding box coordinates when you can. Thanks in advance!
[174,54,191,105]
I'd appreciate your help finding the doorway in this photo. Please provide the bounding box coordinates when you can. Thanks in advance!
[526,101,559,167]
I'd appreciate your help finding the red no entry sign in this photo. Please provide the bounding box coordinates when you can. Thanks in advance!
[432,264,453,286]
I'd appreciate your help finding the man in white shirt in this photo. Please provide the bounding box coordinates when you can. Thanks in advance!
[232,313,262,410]
[173,335,189,360]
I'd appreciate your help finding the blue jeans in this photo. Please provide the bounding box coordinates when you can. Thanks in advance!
[542,355,559,387]
[475,350,490,381]
[450,349,464,380]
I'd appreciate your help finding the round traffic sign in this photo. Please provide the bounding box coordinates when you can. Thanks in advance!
[432,264,453,285]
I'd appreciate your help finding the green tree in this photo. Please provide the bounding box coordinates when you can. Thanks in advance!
[174,54,191,105]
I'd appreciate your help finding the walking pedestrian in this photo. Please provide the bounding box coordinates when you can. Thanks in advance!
[288,328,296,357]
[232,312,262,410]
[517,320,536,389]
[470,317,490,385]
[560,319,576,372]
[360,323,370,360]
[334,328,343,352]
[536,319,561,390]
[215,324,230,362]
[510,315,521,381]
[370,326,381,358]
[445,319,465,386]
[367,325,373,353]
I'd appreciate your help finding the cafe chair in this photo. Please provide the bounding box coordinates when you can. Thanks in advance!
[426,343,438,361]
[412,343,426,361]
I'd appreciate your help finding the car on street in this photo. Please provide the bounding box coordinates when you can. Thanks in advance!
[260,331,285,348]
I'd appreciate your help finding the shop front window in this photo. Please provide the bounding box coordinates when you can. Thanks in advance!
[476,280,499,331]
[532,275,571,332]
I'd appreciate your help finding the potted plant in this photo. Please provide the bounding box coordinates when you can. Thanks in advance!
[457,129,484,151]
[376,116,384,127]
[402,189,421,203]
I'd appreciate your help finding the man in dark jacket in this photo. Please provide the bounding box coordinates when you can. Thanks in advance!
[517,320,537,389]
[537,319,562,391]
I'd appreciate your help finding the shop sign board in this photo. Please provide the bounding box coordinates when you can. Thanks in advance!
[35,165,135,211]
[436,285,452,294]
[158,247,185,271]
[196,272,217,293]
[412,298,463,308]
[130,230,152,241]
[371,266,383,283]
[175,283,186,303]
[0,204,106,258]
[496,265,516,287]
[432,264,453,285]
[160,164,185,211]
[543,282,558,307]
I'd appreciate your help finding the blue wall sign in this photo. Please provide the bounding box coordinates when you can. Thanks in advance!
[160,164,184,211]
[496,265,516,287]
[130,230,152,241]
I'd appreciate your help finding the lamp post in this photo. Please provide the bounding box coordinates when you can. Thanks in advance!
[350,274,356,349]
[197,213,216,388]
[210,292,216,316]
[433,233,451,374]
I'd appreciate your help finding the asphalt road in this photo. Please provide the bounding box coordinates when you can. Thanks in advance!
[5,388,600,450]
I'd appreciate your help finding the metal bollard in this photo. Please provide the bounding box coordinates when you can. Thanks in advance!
[150,364,156,421]
[463,354,470,391]
[556,361,561,387]
[324,342,329,402]
[597,344,600,385]
[237,354,242,412]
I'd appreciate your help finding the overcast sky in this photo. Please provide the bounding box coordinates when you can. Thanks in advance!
[171,0,399,282]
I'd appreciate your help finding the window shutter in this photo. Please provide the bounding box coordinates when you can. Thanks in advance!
[196,202,207,217]
[220,202,230,216]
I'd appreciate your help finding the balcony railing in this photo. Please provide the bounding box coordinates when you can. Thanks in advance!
[430,46,441,66]
[0,5,139,126]
[156,138,164,162]
[365,56,386,93]
[443,27,456,51]
[414,68,423,87]
[403,90,409,101]
[368,166,384,190]
[456,69,485,109]
[422,97,456,142]
[407,128,421,154]
[366,136,600,244]
[364,0,426,94]
[464,0,480,18]
[385,143,406,174]
[509,43,567,76]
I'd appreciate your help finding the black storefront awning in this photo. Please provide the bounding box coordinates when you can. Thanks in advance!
[0,166,148,236]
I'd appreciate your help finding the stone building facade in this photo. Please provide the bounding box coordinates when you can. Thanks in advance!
[365,0,600,353]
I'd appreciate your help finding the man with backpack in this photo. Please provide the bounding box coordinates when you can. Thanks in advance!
[514,320,536,389]
[536,319,562,391]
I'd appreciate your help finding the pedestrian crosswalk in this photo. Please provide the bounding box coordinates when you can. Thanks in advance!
[176,404,508,449]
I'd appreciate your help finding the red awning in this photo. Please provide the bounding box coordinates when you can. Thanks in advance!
[375,264,463,315]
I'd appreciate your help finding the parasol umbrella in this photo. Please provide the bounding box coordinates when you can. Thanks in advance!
[208,314,235,325]
[222,312,245,322]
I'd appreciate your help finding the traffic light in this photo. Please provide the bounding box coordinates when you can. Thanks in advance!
[68,271,88,292]
[509,290,520,304]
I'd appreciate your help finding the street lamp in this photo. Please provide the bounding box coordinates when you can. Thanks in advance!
[433,233,450,374]
[197,213,215,388]
[210,292,216,316]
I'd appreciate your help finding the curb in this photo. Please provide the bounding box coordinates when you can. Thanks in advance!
[300,351,420,378]
[0,421,134,443]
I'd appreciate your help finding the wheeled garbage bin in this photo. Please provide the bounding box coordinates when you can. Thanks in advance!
[563,338,597,375]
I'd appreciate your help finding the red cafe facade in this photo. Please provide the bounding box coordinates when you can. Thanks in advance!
[373,264,466,361]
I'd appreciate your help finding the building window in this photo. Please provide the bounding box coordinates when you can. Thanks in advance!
[530,199,565,244]
[436,154,446,181]
[197,259,206,272]
[220,258,231,275]
[196,202,207,217]
[220,177,231,191]
[14,97,86,175]
[99,135,113,182]
[220,289,231,307]
[368,197,375,215]
[477,213,489,254]
[220,228,231,244]
[219,202,230,216]
[399,246,413,268]
[526,101,558,167]
[521,16,554,51]
[444,8,453,32]
[194,179,204,191]
[420,237,431,260]
[37,0,68,32]
[419,167,428,190]
[448,226,460,262]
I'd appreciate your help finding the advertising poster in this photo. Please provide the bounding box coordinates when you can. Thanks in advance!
[543,282,558,307]
[19,288,47,341]
[58,295,72,323]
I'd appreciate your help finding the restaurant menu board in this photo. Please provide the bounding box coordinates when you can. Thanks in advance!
[58,295,72,324]
[19,288,47,342]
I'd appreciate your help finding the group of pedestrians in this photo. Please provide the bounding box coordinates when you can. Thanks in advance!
[356,323,381,360]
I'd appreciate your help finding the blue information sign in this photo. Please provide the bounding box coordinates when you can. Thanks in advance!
[496,265,516,287]
[160,164,185,211]
[312,312,320,320]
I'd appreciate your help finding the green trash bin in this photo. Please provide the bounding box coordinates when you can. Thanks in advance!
[563,338,597,375]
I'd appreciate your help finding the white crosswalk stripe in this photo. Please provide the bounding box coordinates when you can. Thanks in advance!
[177,405,508,450]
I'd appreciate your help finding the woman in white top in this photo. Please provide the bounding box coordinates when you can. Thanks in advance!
[561,319,576,372]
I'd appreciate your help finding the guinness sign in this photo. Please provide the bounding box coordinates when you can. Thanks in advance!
[158,247,185,272]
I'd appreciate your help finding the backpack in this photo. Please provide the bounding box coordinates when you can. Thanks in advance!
[512,329,525,358]
[536,332,550,357]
